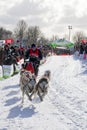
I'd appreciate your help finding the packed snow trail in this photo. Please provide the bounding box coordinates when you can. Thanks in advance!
[39,55,87,130]
[0,55,87,130]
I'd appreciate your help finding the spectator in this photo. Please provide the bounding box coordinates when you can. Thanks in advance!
[79,43,84,59]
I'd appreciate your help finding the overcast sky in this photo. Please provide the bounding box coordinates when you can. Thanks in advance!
[0,0,87,39]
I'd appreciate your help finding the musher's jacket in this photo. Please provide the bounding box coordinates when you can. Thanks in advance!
[25,48,43,60]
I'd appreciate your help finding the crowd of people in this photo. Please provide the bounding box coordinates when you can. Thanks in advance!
[0,44,25,65]
[0,44,25,73]
[0,43,52,76]
[1,41,73,76]
[74,42,87,59]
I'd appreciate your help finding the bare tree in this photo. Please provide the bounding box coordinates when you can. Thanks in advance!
[14,20,27,42]
[72,31,86,44]
[0,27,4,39]
[50,35,59,41]
[3,30,12,39]
[0,27,12,40]
[38,36,49,46]
[26,26,41,46]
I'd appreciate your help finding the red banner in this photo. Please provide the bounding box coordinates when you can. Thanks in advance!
[81,40,87,44]
[5,39,14,44]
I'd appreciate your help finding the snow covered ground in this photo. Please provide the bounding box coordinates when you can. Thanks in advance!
[0,55,87,130]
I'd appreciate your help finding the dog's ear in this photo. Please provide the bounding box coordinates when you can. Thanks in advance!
[44,70,51,77]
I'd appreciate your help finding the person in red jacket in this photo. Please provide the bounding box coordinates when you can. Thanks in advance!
[24,44,43,76]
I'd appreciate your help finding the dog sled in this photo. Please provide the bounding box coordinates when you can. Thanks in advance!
[22,56,40,76]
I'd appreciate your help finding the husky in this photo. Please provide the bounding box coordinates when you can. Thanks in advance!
[20,69,36,104]
[30,70,51,101]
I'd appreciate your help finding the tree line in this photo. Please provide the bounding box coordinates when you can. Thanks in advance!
[0,19,86,46]
[0,20,49,46]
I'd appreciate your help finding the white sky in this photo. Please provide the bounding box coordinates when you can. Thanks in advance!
[0,0,87,39]
[0,55,87,130]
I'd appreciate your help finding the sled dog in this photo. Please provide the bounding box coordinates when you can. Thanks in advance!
[20,69,36,104]
[30,70,51,101]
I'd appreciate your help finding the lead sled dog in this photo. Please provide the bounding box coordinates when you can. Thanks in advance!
[30,70,51,101]
[20,69,36,104]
